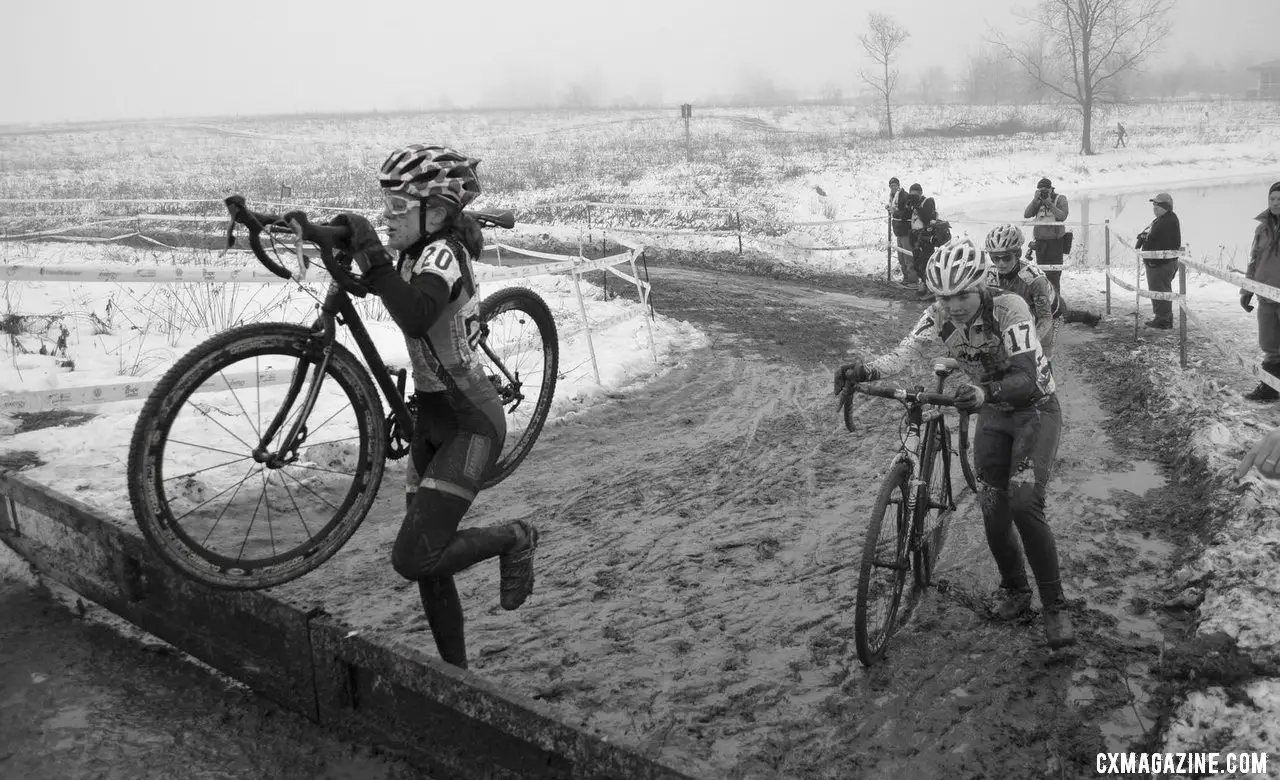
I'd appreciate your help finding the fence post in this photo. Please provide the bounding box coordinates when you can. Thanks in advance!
[640,250,655,319]
[585,203,593,242]
[570,261,602,385]
[887,215,893,283]
[1134,245,1141,343]
[1104,219,1111,315]
[601,236,609,300]
[1178,259,1188,369]
[736,211,743,256]
[629,250,658,363]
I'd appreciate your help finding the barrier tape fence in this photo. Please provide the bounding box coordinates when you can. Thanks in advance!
[3,197,1274,407]
[0,228,657,414]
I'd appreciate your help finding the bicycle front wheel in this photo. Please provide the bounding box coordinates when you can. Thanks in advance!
[477,287,559,488]
[913,421,957,589]
[855,461,911,667]
[128,323,388,590]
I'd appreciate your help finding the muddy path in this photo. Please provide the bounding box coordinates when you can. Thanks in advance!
[0,574,425,780]
[268,265,1191,779]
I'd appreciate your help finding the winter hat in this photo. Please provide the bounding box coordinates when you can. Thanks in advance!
[1270,181,1280,195]
[889,177,900,186]
[909,183,923,193]
[1150,193,1174,209]
[1037,177,1053,189]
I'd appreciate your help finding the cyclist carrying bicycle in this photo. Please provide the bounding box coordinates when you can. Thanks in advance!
[983,223,1062,357]
[329,145,538,669]
[835,239,1075,648]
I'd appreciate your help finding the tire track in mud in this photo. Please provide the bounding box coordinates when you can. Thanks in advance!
[282,267,1186,779]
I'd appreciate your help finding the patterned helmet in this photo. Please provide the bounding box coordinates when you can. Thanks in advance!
[379,145,482,208]
[925,238,988,296]
[984,223,1025,254]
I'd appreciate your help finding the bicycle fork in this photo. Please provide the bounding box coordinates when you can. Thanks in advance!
[252,319,337,469]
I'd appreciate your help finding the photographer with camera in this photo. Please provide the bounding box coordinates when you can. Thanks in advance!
[1024,177,1069,299]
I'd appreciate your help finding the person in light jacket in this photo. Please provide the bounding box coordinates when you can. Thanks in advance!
[1241,181,1280,402]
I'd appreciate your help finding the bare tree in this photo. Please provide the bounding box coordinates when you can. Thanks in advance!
[859,12,910,139]
[990,0,1176,154]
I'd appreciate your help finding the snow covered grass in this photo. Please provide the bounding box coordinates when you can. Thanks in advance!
[4,99,1280,761]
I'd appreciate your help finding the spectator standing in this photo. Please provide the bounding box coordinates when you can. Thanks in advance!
[908,183,951,300]
[1024,177,1069,301]
[1115,122,1127,149]
[887,177,915,287]
[1241,181,1280,402]
[1134,192,1182,330]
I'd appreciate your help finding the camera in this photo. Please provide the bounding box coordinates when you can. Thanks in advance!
[1037,188,1051,199]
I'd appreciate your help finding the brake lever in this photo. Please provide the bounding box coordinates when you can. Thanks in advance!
[283,214,313,281]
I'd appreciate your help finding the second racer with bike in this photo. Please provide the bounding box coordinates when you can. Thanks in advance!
[836,239,1075,648]
[329,145,539,669]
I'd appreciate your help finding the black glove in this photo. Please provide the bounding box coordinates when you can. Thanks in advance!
[834,361,874,395]
[954,383,987,412]
[328,213,391,274]
[1135,229,1149,250]
[1241,290,1255,313]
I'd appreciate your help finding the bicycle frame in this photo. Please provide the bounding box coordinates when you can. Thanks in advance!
[253,279,413,467]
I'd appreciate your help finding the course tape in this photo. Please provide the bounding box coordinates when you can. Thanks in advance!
[0,368,297,415]
[1179,255,1280,301]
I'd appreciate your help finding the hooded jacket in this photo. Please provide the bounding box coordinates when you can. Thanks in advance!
[1246,210,1280,297]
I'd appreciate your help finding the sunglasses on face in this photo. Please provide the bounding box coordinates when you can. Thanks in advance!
[382,192,421,216]
[988,252,1018,263]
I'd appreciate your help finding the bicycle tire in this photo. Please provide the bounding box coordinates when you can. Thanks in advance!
[128,323,387,590]
[913,421,955,588]
[477,286,559,489]
[855,461,911,667]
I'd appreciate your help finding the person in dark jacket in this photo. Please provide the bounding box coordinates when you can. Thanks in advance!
[887,177,915,286]
[1134,192,1182,329]
[908,183,951,300]
[1241,181,1280,401]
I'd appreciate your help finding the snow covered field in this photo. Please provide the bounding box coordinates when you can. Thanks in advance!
[4,99,1280,771]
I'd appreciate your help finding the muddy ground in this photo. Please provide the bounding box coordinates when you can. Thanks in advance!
[242,263,1207,779]
[0,571,425,780]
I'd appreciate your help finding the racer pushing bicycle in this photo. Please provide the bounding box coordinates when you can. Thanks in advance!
[836,239,1076,649]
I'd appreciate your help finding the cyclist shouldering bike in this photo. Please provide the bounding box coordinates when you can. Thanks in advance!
[330,145,539,669]
[835,239,1075,649]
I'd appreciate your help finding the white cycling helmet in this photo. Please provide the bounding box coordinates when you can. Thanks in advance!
[924,238,988,296]
[984,223,1024,254]
[984,223,1024,273]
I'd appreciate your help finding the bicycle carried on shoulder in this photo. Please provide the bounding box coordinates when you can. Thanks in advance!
[838,357,977,667]
[127,196,559,591]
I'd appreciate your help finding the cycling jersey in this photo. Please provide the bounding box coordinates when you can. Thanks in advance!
[866,291,1055,409]
[394,237,487,395]
[987,260,1062,344]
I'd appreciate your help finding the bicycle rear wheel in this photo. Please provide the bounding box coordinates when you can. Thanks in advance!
[913,421,957,588]
[855,461,911,667]
[477,287,559,488]
[128,323,387,590]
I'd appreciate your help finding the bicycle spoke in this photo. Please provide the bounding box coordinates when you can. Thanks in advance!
[278,468,342,513]
[184,394,259,454]
[199,463,259,548]
[259,469,277,560]
[236,482,268,564]
[164,439,255,463]
[217,368,264,442]
[275,470,314,540]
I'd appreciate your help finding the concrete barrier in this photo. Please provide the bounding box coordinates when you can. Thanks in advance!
[0,471,703,780]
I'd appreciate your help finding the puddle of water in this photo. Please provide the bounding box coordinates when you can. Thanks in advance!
[1099,662,1159,753]
[949,177,1277,263]
[808,289,903,313]
[1077,460,1165,501]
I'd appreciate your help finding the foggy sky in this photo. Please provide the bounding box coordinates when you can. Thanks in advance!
[2,0,1277,124]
